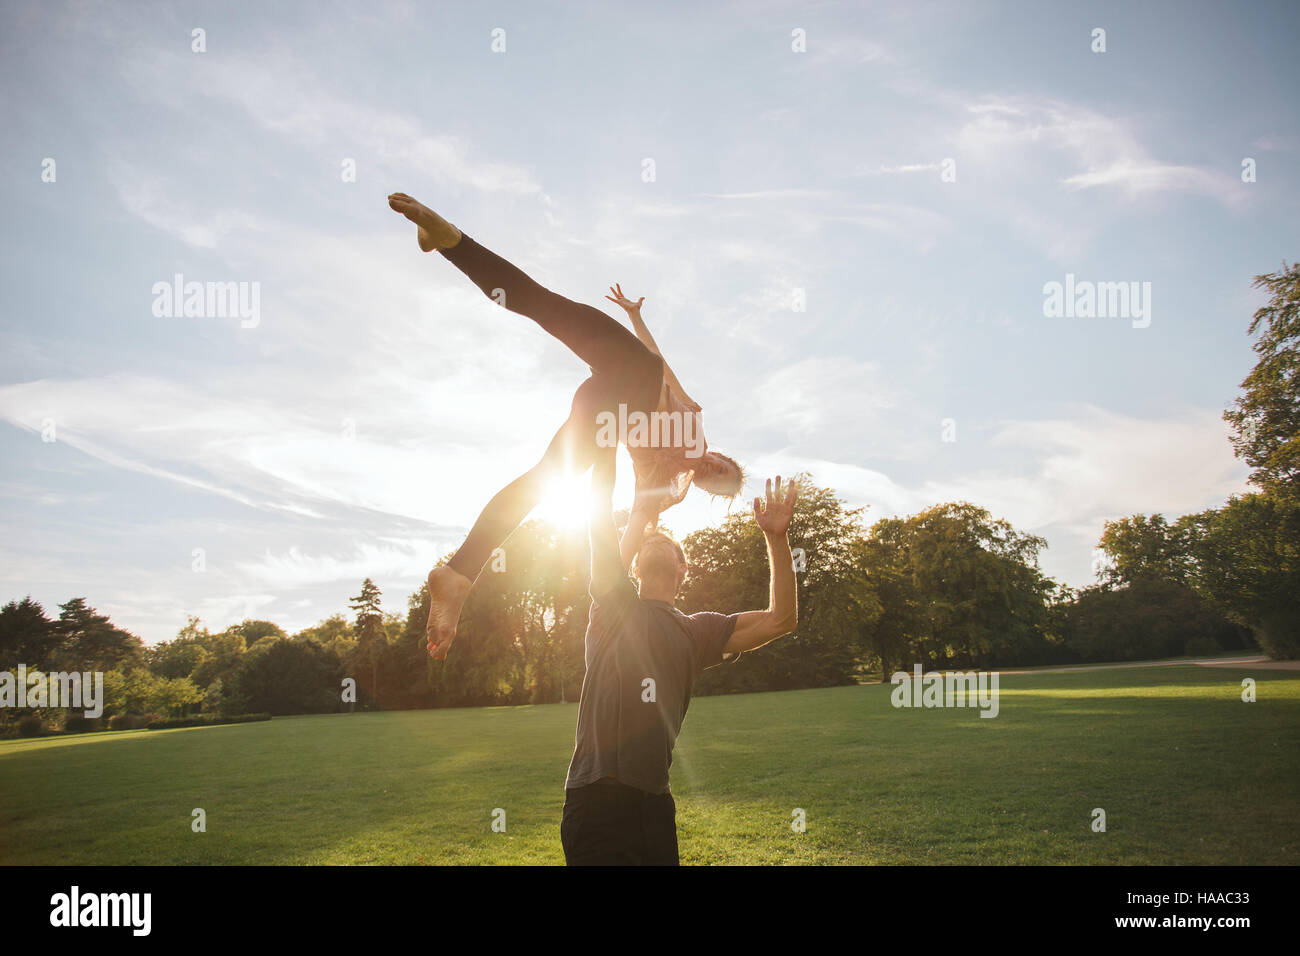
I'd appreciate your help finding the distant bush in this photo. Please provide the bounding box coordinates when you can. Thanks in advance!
[1059,579,1248,663]
[63,715,101,734]
[1252,611,1300,661]
[108,714,157,731]
[1184,636,1223,658]
[146,713,272,730]
[17,716,45,737]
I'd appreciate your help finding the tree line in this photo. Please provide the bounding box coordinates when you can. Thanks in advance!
[2,263,1295,733]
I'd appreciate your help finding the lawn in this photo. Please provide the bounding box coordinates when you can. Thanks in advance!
[1,664,1296,865]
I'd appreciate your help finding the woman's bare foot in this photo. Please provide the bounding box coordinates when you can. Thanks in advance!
[387,192,462,252]
[425,564,472,660]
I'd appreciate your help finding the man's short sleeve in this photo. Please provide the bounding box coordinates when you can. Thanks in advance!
[684,610,741,671]
[590,575,638,644]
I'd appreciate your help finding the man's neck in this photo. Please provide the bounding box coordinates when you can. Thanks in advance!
[637,581,677,605]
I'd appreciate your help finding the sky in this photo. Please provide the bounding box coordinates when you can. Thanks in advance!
[1,0,1297,644]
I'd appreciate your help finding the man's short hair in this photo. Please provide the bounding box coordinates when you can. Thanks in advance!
[633,531,686,577]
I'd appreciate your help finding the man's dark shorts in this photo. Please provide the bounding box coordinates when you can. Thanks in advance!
[561,779,679,866]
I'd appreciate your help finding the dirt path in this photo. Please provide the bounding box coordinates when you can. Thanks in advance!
[1191,656,1300,671]
[999,654,1300,675]
[861,654,1298,683]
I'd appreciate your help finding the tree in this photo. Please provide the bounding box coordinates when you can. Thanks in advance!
[1185,494,1300,658]
[348,579,387,702]
[1195,262,1300,658]
[202,677,225,714]
[51,598,145,673]
[1224,262,1300,499]
[190,629,248,700]
[294,614,353,645]
[349,579,384,630]
[294,614,356,663]
[224,619,287,648]
[230,638,342,715]
[0,599,59,733]
[863,502,1056,677]
[683,476,880,693]
[1097,514,1194,587]
[156,676,203,717]
[0,597,58,670]
[147,616,212,679]
[100,667,201,718]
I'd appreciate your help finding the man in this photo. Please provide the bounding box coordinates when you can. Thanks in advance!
[561,446,799,865]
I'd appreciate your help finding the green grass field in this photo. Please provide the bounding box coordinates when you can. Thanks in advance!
[2,663,1296,865]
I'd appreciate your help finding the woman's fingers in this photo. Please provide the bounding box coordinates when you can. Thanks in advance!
[605,285,636,309]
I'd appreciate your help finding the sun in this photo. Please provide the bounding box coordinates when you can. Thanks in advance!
[534,475,592,530]
[529,448,654,531]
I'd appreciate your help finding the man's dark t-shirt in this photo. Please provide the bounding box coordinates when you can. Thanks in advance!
[565,576,739,795]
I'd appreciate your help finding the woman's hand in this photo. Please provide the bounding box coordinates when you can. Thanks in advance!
[605,282,645,313]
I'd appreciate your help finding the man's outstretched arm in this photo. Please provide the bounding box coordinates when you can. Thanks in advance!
[725,476,799,655]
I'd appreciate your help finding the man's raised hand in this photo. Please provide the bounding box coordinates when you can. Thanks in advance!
[753,476,798,536]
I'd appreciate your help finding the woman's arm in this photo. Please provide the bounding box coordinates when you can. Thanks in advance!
[606,284,701,410]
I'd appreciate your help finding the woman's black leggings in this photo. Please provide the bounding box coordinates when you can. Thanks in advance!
[440,234,664,581]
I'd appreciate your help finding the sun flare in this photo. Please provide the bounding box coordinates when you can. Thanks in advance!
[531,449,645,531]
[535,475,594,530]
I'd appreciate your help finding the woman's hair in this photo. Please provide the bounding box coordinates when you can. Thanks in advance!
[691,450,745,498]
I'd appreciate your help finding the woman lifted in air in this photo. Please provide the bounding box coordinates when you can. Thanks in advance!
[387,193,744,659]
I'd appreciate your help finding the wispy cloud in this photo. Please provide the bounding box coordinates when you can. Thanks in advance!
[786,32,894,68]
[118,49,550,201]
[236,539,442,590]
[0,370,575,528]
[111,172,270,250]
[854,161,946,176]
[957,95,1240,204]
[698,189,835,201]
[1060,162,1229,198]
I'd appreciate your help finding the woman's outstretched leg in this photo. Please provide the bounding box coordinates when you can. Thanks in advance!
[387,192,659,382]
[425,379,606,658]
[388,191,463,251]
